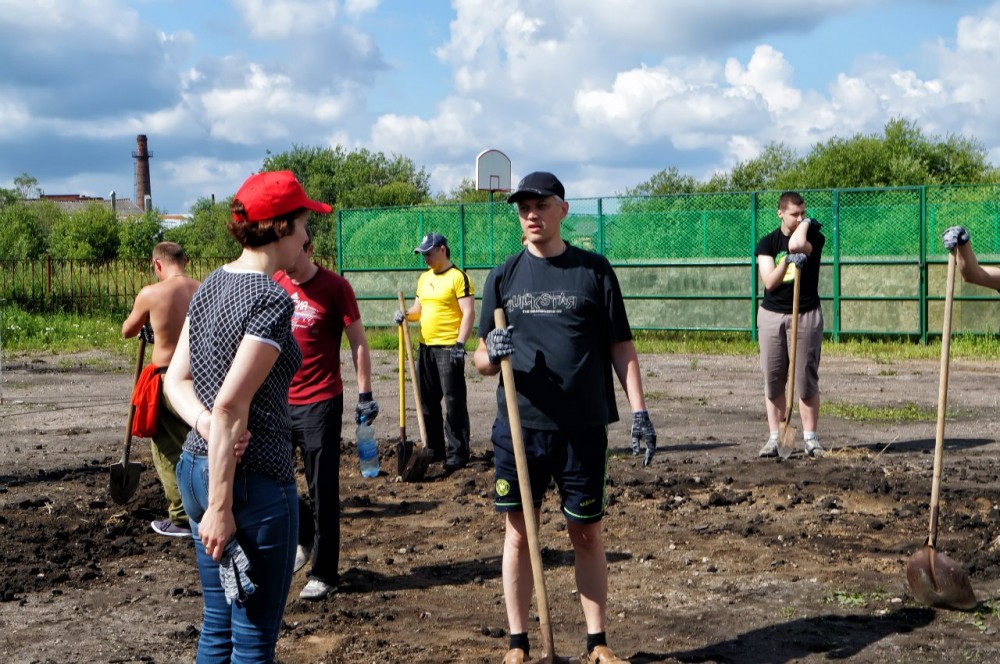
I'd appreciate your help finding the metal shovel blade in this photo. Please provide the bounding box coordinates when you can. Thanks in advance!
[109,459,142,505]
[394,437,414,476]
[906,545,977,610]
[777,422,796,460]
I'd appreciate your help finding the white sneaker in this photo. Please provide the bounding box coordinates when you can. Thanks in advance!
[299,578,336,601]
[293,544,310,573]
[805,437,825,458]
[758,436,779,458]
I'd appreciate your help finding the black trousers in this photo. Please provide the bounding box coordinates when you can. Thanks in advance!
[417,344,470,467]
[290,394,343,586]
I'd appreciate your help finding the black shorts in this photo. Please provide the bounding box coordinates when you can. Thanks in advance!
[491,417,609,524]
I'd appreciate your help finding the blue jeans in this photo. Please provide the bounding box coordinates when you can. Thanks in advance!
[177,451,298,664]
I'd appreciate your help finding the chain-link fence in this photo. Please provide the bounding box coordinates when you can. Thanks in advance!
[339,184,1000,342]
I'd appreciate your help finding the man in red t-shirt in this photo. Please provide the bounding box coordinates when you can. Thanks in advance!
[275,230,379,601]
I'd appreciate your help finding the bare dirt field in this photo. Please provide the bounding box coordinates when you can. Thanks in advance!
[3,347,1000,663]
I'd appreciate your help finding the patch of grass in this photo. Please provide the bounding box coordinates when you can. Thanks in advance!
[2,306,129,355]
[822,402,937,422]
[825,590,869,608]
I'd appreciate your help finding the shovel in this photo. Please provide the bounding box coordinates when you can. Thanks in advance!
[109,336,146,504]
[394,323,417,476]
[397,292,433,481]
[777,264,800,460]
[494,309,573,664]
[905,251,977,610]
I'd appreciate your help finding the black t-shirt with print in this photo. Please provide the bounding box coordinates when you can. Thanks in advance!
[479,245,633,431]
[754,224,825,314]
[183,266,301,483]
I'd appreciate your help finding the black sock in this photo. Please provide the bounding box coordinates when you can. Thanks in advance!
[510,632,529,656]
[587,632,607,653]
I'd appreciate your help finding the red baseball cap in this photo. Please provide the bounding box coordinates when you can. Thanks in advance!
[232,170,332,223]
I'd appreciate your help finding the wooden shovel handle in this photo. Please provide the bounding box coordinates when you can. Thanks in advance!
[494,308,557,660]
[928,252,956,547]
[784,264,801,428]
[122,336,146,462]
[398,292,429,449]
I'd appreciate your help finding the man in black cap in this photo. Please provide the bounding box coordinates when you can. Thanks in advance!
[394,232,475,471]
[473,171,657,664]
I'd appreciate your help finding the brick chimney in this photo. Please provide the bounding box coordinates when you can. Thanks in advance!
[132,135,153,211]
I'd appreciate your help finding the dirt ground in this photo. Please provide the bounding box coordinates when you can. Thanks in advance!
[3,347,1000,663]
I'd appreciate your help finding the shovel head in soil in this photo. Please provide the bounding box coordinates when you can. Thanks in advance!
[906,544,977,610]
[777,420,796,460]
[394,436,414,476]
[110,337,146,504]
[396,291,433,482]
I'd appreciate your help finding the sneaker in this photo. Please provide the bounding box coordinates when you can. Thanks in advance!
[585,644,629,663]
[805,437,825,458]
[293,544,311,573]
[758,436,779,458]
[299,578,336,601]
[151,518,192,538]
[502,648,526,664]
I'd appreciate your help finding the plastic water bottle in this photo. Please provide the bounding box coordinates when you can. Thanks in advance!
[357,421,379,478]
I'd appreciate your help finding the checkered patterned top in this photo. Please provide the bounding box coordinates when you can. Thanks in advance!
[182,266,302,482]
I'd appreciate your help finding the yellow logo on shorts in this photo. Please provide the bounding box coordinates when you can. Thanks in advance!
[496,479,511,497]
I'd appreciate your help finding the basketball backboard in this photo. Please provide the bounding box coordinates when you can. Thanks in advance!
[476,149,511,192]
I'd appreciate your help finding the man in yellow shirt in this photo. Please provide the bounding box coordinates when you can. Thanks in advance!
[395,233,475,472]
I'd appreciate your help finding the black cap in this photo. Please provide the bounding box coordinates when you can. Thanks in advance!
[507,171,565,203]
[414,232,448,254]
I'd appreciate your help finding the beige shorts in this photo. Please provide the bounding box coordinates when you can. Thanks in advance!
[757,306,823,401]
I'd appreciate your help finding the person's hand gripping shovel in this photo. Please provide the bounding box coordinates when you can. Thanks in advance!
[905,251,977,610]
[109,336,146,503]
[777,263,801,460]
[492,309,573,664]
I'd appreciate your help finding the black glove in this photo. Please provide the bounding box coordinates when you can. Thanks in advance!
[786,253,808,269]
[138,322,155,345]
[630,410,657,467]
[486,326,514,365]
[451,342,466,364]
[803,217,821,230]
[393,310,406,325]
[219,538,256,607]
[355,392,379,424]
[942,226,970,250]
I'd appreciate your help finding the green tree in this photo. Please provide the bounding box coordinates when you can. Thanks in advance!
[118,209,165,260]
[48,203,119,260]
[13,172,42,200]
[0,202,46,259]
[164,196,240,258]
[435,177,496,203]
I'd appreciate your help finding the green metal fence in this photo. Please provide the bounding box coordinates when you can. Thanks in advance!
[338,184,1000,342]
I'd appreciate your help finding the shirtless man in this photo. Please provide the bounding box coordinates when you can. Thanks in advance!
[122,242,201,537]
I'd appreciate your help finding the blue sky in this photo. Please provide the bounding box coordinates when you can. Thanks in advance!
[0,0,997,213]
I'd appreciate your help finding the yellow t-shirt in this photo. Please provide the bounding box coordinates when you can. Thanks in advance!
[416,265,474,345]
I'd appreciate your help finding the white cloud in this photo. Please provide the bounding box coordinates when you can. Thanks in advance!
[231,0,338,40]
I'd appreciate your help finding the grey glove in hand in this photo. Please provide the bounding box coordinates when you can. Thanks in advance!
[786,253,808,269]
[486,326,514,365]
[803,217,821,230]
[393,310,406,325]
[219,538,256,607]
[942,226,970,250]
[356,392,379,424]
[138,322,155,345]
[451,342,466,364]
[631,410,657,467]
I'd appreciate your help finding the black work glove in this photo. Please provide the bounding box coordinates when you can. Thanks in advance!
[355,392,379,424]
[138,322,155,345]
[219,538,256,607]
[786,253,808,269]
[630,410,657,467]
[942,226,970,250]
[451,342,466,364]
[486,326,514,365]
[393,310,406,325]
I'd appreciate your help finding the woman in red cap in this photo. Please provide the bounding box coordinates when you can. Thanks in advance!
[165,170,331,662]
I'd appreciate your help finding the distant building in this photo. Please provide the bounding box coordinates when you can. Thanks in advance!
[36,194,145,218]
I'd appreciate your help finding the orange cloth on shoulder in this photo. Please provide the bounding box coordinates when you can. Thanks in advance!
[130,364,162,437]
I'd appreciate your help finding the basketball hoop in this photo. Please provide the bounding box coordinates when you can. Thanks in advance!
[476,149,512,193]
